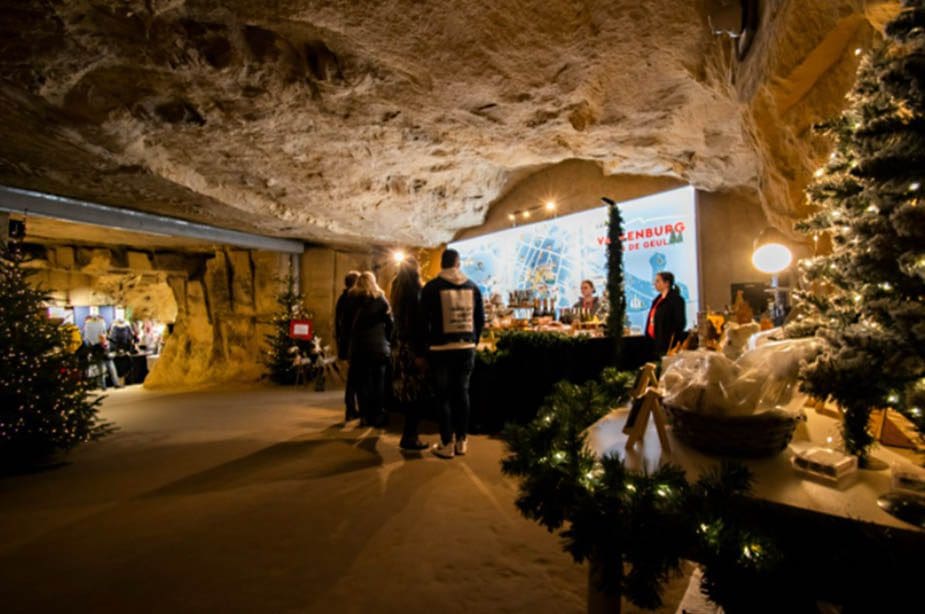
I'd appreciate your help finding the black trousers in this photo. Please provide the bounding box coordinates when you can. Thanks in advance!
[354,358,387,426]
[430,349,476,445]
[344,360,359,418]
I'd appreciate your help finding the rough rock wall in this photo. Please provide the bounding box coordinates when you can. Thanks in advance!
[25,245,180,322]
[22,239,305,387]
[0,0,761,247]
[145,249,290,387]
[300,247,370,358]
[0,1,902,249]
[734,0,900,237]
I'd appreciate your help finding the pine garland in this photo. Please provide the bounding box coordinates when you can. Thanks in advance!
[606,202,627,360]
[0,242,111,468]
[791,0,925,461]
[502,369,764,609]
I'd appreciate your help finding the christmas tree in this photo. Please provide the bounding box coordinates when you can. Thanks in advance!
[605,199,627,359]
[792,0,925,460]
[264,273,318,385]
[0,242,110,467]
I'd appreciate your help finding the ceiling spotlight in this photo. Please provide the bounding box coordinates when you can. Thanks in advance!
[545,201,556,211]
[910,182,921,192]
[508,213,516,222]
[393,250,406,263]
[522,210,531,219]
[854,47,862,56]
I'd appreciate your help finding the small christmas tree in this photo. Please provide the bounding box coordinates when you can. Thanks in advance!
[792,0,925,460]
[605,199,627,360]
[264,273,318,385]
[0,242,110,467]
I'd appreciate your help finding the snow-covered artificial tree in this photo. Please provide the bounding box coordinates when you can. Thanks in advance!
[792,0,925,460]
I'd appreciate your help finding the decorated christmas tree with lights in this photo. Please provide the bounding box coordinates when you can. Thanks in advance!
[0,242,109,467]
[264,273,318,385]
[793,0,925,460]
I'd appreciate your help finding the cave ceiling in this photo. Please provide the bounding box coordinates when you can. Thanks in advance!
[1,1,771,247]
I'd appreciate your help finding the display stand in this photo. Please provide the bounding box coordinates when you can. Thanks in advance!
[622,363,671,453]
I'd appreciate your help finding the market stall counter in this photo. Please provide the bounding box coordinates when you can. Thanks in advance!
[469,330,651,433]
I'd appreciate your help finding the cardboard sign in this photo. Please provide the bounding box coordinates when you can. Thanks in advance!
[289,319,313,340]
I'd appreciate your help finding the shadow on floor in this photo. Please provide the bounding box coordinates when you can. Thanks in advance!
[141,434,385,499]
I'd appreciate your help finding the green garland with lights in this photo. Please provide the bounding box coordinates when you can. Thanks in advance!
[0,242,111,468]
[502,369,781,610]
[790,0,925,460]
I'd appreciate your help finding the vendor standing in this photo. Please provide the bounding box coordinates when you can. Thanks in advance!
[572,279,602,316]
[646,271,686,357]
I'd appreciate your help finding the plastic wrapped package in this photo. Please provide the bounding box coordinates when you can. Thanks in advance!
[720,321,760,361]
[660,338,823,417]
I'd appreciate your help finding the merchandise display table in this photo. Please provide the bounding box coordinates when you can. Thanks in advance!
[589,405,925,534]
[588,405,924,608]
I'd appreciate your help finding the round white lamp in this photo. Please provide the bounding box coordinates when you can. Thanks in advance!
[752,227,793,274]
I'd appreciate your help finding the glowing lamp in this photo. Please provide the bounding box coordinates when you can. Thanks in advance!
[392,250,406,263]
[752,227,793,274]
[545,201,556,211]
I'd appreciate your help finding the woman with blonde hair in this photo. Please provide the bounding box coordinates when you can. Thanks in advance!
[348,271,393,427]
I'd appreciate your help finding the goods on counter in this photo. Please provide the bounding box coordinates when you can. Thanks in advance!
[719,321,760,361]
[661,337,823,417]
[791,447,858,481]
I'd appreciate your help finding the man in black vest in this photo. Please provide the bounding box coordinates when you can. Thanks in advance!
[419,249,484,458]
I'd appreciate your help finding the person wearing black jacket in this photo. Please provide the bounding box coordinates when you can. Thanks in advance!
[348,271,393,428]
[419,249,484,459]
[390,258,429,451]
[335,270,360,421]
[645,271,687,358]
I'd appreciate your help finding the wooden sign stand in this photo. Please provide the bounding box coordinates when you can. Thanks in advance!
[623,363,671,454]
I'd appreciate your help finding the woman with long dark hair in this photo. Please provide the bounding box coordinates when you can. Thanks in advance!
[348,271,393,428]
[390,258,429,450]
[645,271,686,358]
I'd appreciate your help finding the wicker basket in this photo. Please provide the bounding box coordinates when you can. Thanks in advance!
[664,404,799,458]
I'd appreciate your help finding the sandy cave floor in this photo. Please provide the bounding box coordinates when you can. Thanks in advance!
[0,385,692,613]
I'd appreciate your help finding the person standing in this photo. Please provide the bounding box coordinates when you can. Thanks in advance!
[335,270,360,421]
[420,249,484,459]
[390,257,429,451]
[349,272,393,428]
[645,271,686,358]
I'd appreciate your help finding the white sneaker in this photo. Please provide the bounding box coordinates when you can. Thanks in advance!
[432,440,455,459]
[454,438,468,456]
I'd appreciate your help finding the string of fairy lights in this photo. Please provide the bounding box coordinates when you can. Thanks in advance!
[1,244,104,449]
[506,200,558,225]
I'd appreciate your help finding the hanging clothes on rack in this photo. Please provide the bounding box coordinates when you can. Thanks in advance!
[83,314,121,389]
[108,318,136,354]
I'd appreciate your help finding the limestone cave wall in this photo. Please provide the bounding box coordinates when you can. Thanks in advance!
[733,0,901,237]
[145,249,292,387]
